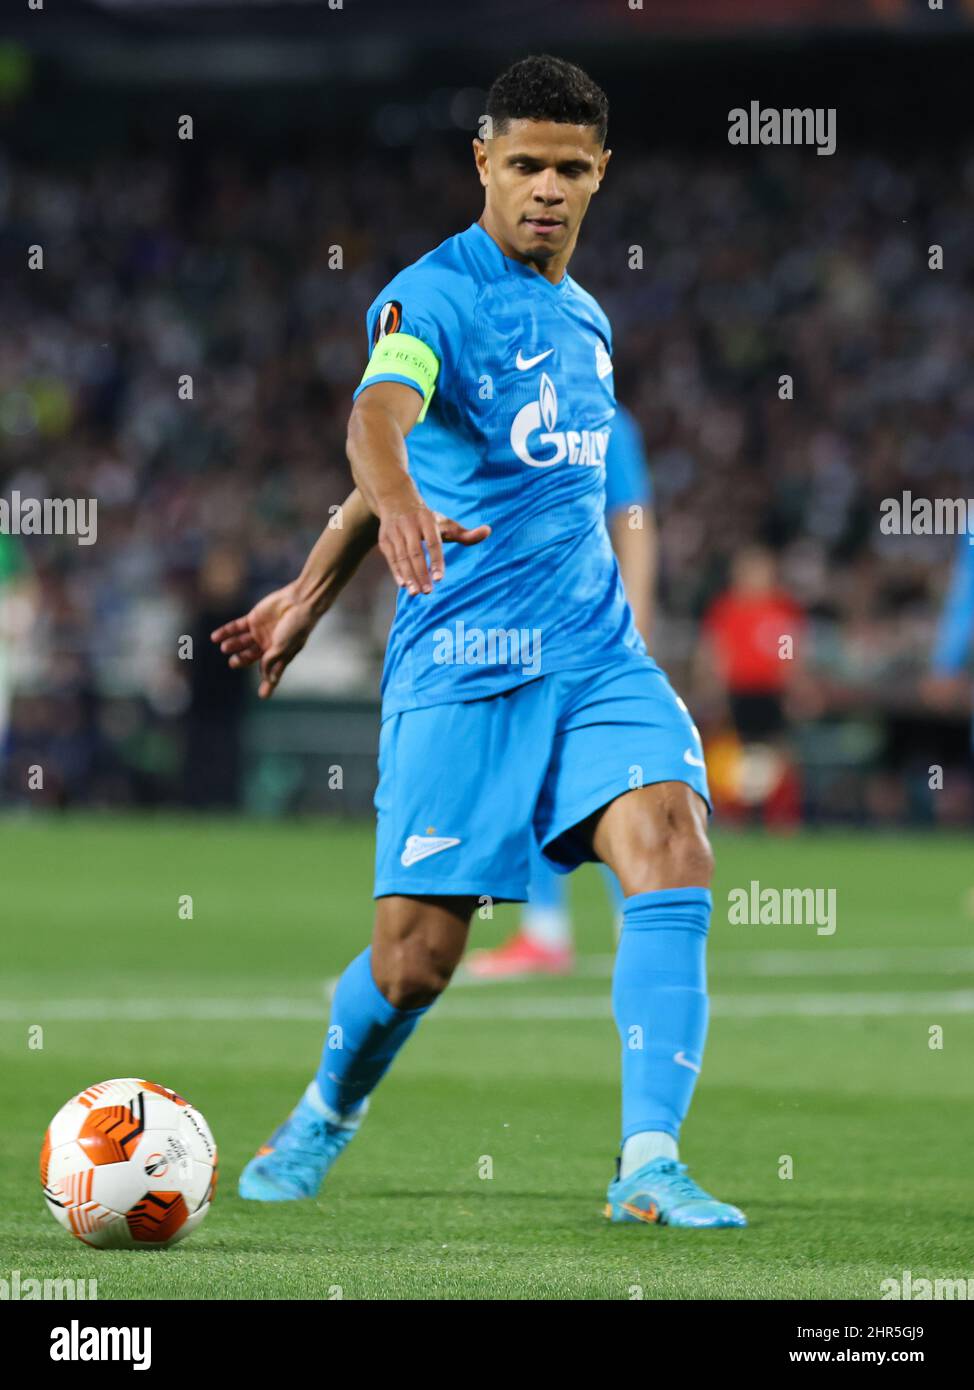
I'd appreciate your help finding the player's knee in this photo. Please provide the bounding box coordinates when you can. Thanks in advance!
[376,936,457,1009]
[624,810,714,893]
[669,824,715,887]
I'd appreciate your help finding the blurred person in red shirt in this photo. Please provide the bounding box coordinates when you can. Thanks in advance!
[699,546,805,827]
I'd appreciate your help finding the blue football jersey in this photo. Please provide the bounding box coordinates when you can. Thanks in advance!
[353,221,651,715]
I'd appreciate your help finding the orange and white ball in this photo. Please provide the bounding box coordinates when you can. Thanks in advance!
[40,1078,217,1249]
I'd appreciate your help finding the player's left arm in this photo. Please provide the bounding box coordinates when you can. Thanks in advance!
[609,504,657,646]
[604,404,656,645]
[210,488,380,698]
[211,483,489,698]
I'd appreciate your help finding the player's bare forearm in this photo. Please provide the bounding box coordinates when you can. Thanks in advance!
[346,383,439,594]
[292,488,380,618]
[210,487,377,699]
[346,381,490,595]
[346,389,423,519]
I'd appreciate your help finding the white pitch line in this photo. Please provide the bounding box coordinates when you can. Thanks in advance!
[718,947,974,977]
[1,989,973,1024]
[0,998,323,1023]
[440,989,974,1021]
[457,945,974,984]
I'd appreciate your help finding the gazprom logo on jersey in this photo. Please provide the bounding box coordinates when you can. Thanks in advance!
[510,372,610,469]
[431,621,541,676]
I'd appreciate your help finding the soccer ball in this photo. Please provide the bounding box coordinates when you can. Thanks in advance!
[40,1078,217,1249]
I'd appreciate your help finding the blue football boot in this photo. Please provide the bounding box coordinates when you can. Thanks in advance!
[605,1156,747,1228]
[238,1087,367,1202]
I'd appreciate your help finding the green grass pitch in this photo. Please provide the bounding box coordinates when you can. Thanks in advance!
[1,814,972,1300]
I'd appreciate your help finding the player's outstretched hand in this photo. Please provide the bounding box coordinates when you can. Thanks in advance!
[210,584,315,699]
[378,503,490,596]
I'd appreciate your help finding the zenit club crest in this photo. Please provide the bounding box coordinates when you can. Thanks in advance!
[372,300,403,347]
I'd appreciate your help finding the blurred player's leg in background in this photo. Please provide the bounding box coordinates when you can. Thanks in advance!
[728,692,802,831]
[466,843,573,977]
[466,844,626,978]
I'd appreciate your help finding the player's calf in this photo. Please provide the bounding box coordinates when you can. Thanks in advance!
[238,896,474,1203]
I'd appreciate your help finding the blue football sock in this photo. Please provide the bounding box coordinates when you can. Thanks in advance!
[612,887,711,1144]
[314,947,432,1116]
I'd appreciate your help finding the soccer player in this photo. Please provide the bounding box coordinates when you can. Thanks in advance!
[466,402,656,977]
[213,55,746,1228]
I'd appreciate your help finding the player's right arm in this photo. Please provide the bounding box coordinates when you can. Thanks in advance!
[349,269,489,596]
[346,379,485,598]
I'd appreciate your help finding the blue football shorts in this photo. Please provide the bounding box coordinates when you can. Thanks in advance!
[373,655,710,901]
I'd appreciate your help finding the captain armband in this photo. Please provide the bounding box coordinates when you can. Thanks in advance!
[357,333,441,422]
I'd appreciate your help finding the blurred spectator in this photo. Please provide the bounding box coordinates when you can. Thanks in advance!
[698,546,806,826]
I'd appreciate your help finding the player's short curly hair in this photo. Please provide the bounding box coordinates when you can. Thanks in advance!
[485,54,608,145]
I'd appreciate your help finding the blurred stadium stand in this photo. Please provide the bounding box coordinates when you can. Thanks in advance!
[1,0,973,822]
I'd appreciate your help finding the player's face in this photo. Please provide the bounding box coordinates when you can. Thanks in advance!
[474,119,610,270]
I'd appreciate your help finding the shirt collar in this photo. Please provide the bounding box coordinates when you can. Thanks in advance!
[466,220,570,294]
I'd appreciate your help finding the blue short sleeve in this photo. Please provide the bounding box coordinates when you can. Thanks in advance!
[353,265,468,417]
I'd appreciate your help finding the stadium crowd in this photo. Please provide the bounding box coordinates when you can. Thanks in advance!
[3,138,973,818]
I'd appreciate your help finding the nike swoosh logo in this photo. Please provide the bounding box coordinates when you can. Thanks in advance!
[515,348,554,370]
[673,1051,701,1073]
[621,1198,660,1224]
[683,748,706,769]
[400,835,461,868]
